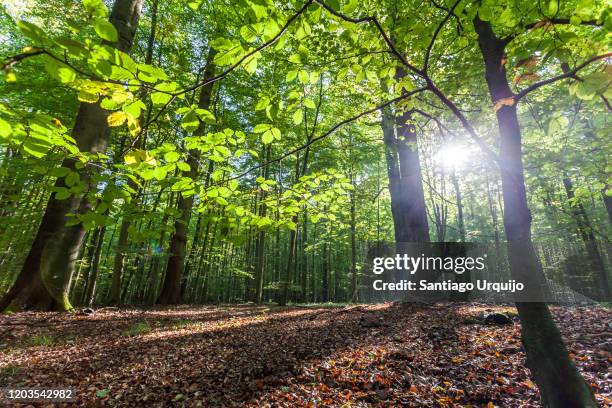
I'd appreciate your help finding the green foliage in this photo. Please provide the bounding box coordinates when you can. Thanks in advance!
[121,322,151,337]
[28,332,54,347]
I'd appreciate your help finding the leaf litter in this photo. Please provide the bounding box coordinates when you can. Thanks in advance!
[0,303,609,407]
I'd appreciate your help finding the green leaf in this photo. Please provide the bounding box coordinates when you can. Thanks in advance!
[78,89,99,103]
[83,0,108,17]
[17,21,47,43]
[177,161,191,171]
[286,70,298,82]
[293,109,303,125]
[188,1,202,10]
[181,111,200,132]
[262,130,273,144]
[151,91,172,106]
[96,389,109,398]
[298,70,309,84]
[164,151,180,163]
[44,58,76,83]
[253,124,271,133]
[344,0,358,13]
[93,19,118,42]
[288,53,302,64]
[303,98,316,109]
[107,111,127,127]
[0,118,12,138]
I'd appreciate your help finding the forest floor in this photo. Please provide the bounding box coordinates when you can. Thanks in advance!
[0,303,610,407]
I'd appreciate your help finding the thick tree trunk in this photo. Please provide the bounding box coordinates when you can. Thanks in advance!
[474,17,597,408]
[0,0,144,312]
[157,50,216,305]
[380,72,430,243]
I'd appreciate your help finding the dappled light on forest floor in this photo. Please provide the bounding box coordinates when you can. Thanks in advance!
[1,303,610,407]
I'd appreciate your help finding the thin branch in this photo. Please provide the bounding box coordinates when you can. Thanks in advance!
[423,0,462,73]
[312,0,423,76]
[504,17,603,43]
[601,95,612,112]
[178,0,313,97]
[524,18,601,30]
[429,0,463,32]
[426,80,499,163]
[1,49,45,70]
[516,53,611,101]
[224,87,428,182]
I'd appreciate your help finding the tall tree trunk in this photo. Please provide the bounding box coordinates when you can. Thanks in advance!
[157,49,216,305]
[451,169,466,241]
[350,172,358,302]
[0,0,144,312]
[562,177,610,299]
[474,17,597,408]
[254,146,271,303]
[83,226,106,307]
[380,70,430,243]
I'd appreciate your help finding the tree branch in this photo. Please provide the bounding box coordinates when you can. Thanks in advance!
[1,48,45,70]
[178,0,314,97]
[516,53,611,101]
[312,0,423,76]
[426,80,499,163]
[224,87,428,182]
[423,0,462,73]
[524,18,601,30]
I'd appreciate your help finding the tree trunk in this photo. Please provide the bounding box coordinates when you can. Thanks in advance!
[380,70,430,243]
[0,0,144,312]
[157,49,216,305]
[451,169,466,241]
[474,17,597,408]
[562,177,610,299]
[350,173,358,302]
[81,226,105,306]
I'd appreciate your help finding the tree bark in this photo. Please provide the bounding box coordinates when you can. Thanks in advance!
[474,16,597,408]
[0,0,144,312]
[380,70,430,243]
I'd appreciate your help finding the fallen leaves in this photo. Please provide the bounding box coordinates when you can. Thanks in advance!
[0,303,609,407]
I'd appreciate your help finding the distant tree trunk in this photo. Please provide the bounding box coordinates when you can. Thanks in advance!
[380,70,430,243]
[83,227,106,307]
[349,172,358,302]
[157,49,216,305]
[300,211,309,302]
[474,17,597,408]
[451,169,466,241]
[602,184,612,225]
[562,177,610,299]
[254,146,271,303]
[0,0,144,312]
[181,161,214,301]
[321,220,329,302]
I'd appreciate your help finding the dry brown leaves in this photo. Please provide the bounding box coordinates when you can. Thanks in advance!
[0,303,609,407]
